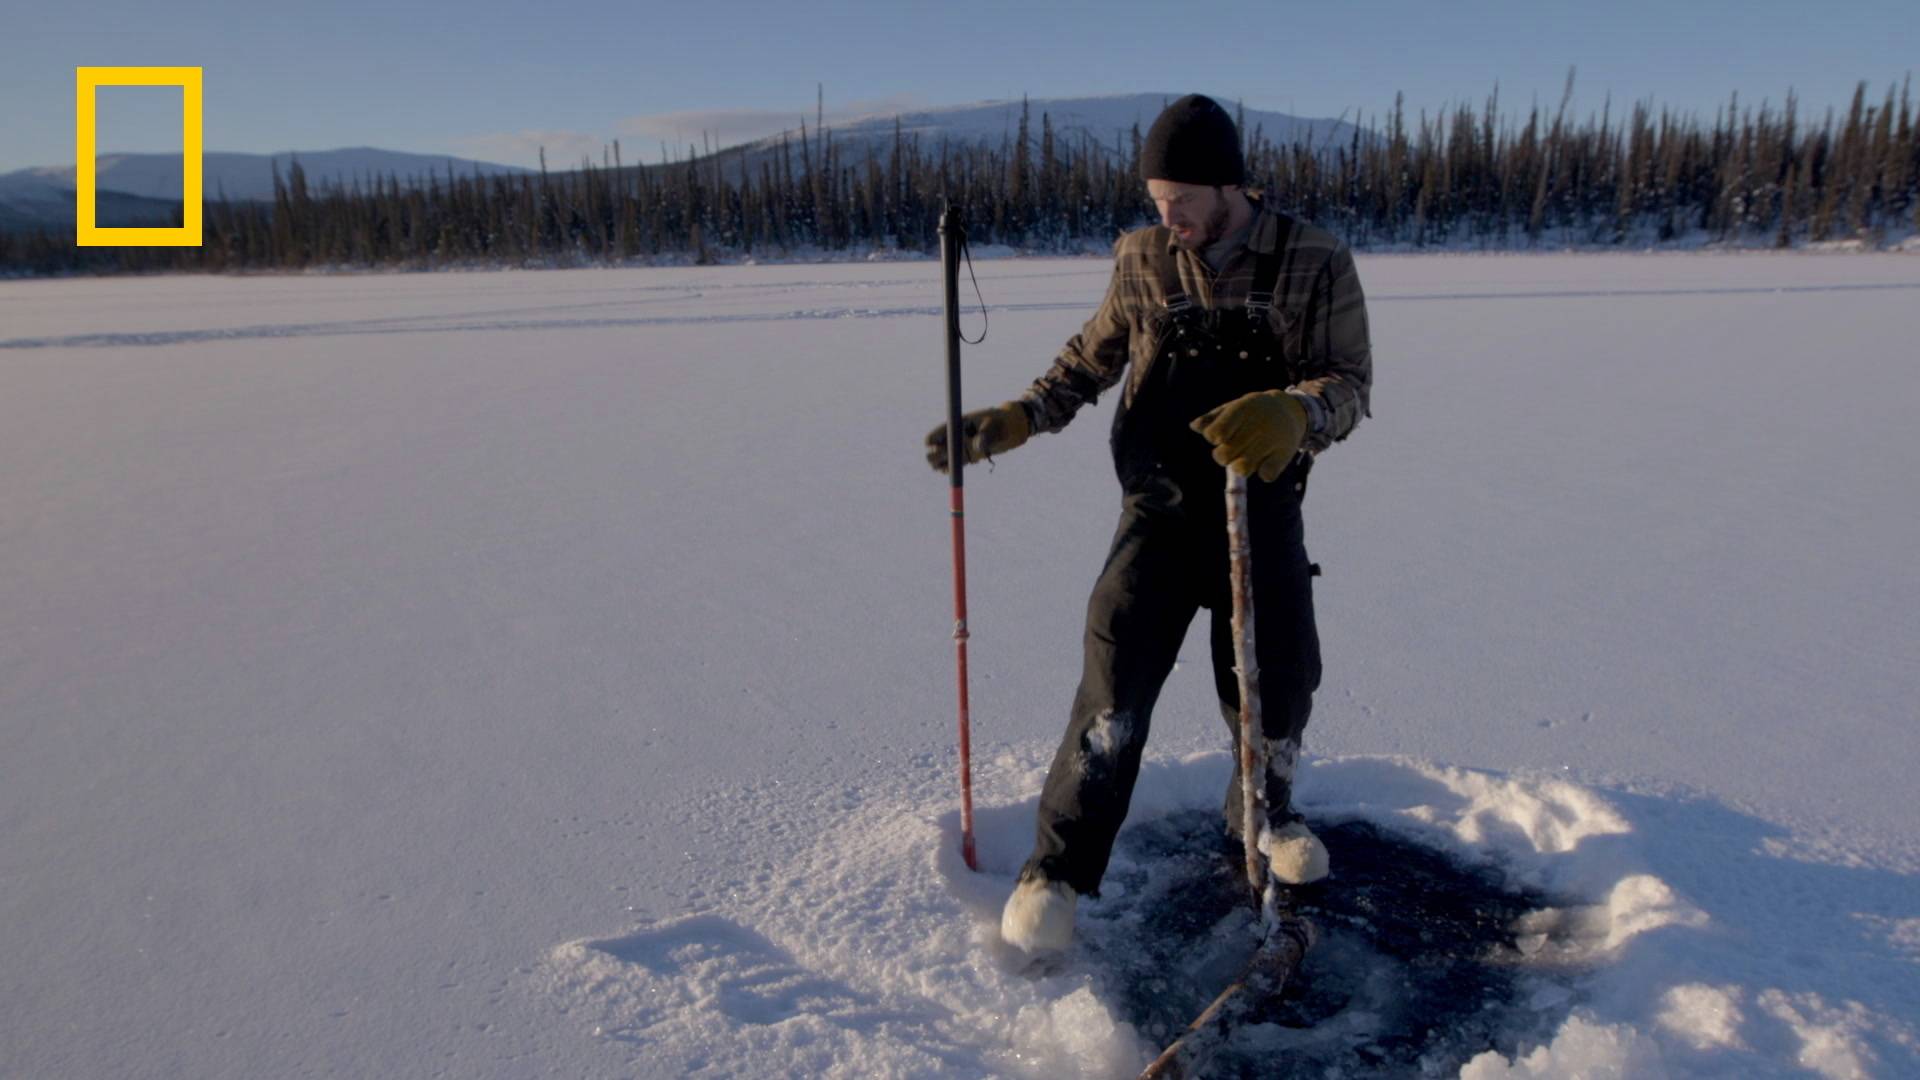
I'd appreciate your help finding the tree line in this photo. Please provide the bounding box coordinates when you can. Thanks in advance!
[4,78,1916,276]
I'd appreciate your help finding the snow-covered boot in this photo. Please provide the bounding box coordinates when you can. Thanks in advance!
[1000,875,1077,953]
[1260,820,1330,885]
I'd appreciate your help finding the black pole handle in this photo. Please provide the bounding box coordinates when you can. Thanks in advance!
[939,201,965,486]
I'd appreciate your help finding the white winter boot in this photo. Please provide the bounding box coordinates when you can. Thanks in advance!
[1260,820,1330,885]
[1000,876,1077,954]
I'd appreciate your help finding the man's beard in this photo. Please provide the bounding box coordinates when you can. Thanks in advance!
[1173,193,1231,250]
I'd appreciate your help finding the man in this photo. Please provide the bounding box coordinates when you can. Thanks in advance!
[925,94,1372,954]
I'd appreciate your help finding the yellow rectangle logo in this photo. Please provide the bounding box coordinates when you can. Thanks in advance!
[75,66,203,247]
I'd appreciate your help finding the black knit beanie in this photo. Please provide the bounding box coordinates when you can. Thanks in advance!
[1140,94,1245,186]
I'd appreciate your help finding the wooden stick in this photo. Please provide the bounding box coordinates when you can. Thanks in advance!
[1226,468,1267,899]
[1137,468,1316,1079]
[1138,914,1314,1079]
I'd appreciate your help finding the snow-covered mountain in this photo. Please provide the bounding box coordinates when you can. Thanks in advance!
[826,93,1365,154]
[713,93,1370,174]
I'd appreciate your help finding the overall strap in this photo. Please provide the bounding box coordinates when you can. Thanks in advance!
[1156,238,1193,315]
[1242,213,1295,319]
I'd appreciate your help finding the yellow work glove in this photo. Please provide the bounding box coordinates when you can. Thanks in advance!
[925,401,1032,473]
[1190,390,1308,482]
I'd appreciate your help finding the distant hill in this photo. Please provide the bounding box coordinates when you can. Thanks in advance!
[0,148,532,232]
[0,170,183,232]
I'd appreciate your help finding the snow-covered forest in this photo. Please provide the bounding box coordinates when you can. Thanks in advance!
[8,81,1920,276]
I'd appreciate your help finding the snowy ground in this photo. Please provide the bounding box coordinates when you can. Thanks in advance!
[2,250,1917,1078]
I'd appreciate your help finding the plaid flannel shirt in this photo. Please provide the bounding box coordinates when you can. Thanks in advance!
[1021,196,1372,455]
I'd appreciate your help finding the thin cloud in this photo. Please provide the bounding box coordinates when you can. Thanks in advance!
[449,95,929,170]
[615,95,927,151]
[444,130,604,170]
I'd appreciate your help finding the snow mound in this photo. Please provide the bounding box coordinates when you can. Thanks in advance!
[1461,1014,1668,1079]
[539,751,1920,1077]
[1296,757,1919,1078]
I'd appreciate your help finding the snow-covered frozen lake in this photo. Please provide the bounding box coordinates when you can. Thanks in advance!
[2,250,1917,1077]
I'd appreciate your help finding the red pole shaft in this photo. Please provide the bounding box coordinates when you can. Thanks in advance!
[951,485,978,871]
[939,203,979,872]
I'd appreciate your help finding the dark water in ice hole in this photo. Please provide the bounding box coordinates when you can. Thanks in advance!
[1077,811,1580,1078]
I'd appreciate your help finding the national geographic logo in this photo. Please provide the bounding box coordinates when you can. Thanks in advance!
[74,67,203,247]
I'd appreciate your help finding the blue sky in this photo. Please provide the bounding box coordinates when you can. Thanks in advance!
[3,0,1914,173]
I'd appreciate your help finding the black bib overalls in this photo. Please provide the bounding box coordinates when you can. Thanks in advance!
[1023,242,1325,897]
